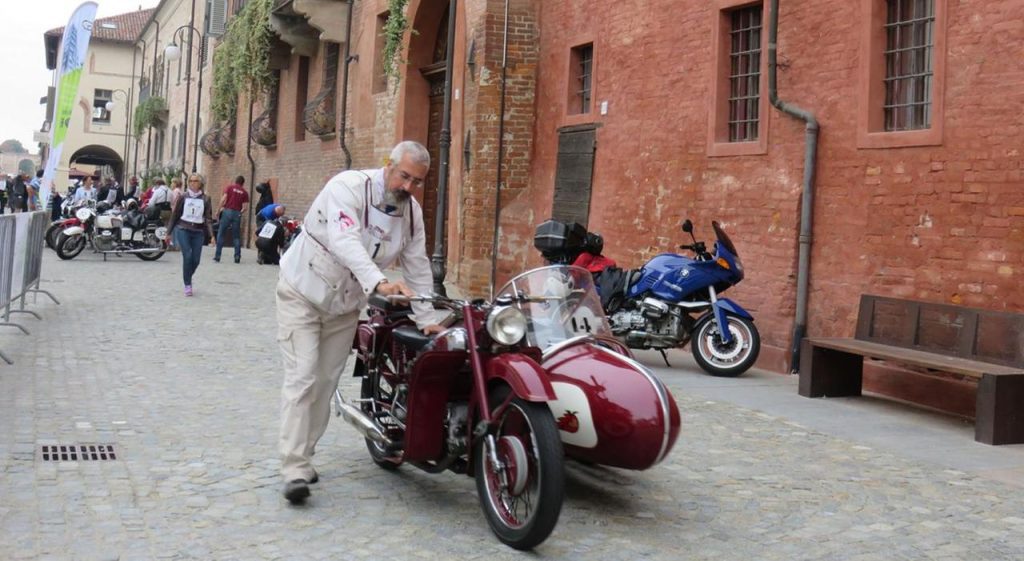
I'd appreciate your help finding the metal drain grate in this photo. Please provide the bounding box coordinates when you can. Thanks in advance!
[40,444,118,462]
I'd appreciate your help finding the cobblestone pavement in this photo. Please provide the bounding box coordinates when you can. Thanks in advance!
[2,247,1024,561]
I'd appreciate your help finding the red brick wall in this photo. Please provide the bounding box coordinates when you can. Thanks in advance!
[520,0,1024,373]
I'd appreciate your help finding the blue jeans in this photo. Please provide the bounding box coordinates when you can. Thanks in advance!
[216,208,242,260]
[175,228,205,286]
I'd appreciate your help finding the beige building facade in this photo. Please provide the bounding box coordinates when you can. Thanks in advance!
[134,0,219,185]
[43,9,154,189]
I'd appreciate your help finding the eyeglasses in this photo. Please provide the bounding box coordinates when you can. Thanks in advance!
[396,170,425,188]
[188,179,202,183]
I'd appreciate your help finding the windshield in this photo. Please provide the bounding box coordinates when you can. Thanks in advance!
[712,221,738,257]
[495,265,612,349]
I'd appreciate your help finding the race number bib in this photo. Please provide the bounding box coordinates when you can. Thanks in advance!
[258,222,277,239]
[182,198,205,224]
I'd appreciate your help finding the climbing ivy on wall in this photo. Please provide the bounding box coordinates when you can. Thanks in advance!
[133,96,167,138]
[382,0,412,84]
[210,0,275,122]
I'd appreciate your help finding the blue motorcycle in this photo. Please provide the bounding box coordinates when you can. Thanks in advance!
[534,219,760,377]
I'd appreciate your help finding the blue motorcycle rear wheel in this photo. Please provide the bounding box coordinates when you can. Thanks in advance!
[691,314,760,377]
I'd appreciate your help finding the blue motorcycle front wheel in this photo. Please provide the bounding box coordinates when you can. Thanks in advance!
[691,314,761,377]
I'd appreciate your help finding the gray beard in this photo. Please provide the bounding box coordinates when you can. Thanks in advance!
[384,188,411,207]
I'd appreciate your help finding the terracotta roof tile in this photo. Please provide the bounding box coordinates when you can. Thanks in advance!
[45,8,156,43]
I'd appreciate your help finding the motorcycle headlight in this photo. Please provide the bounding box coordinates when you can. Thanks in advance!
[486,305,527,346]
[76,208,92,221]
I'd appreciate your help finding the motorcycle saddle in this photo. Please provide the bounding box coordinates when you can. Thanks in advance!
[392,325,432,353]
[125,212,146,230]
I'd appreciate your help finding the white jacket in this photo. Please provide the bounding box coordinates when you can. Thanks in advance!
[279,168,441,327]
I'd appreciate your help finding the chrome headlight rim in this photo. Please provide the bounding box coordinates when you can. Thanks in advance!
[486,305,527,346]
[75,207,92,221]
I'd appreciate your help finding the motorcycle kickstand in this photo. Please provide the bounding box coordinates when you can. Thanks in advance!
[659,350,671,368]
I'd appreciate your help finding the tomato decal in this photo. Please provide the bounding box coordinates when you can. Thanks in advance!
[557,410,580,433]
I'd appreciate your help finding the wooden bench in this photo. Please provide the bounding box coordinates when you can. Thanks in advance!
[799,295,1024,445]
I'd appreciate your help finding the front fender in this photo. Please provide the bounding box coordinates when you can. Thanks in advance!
[61,226,85,237]
[707,298,753,344]
[485,353,556,402]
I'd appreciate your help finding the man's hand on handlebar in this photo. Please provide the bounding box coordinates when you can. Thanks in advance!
[374,280,415,297]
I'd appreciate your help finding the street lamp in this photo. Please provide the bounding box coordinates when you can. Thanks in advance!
[104,88,131,183]
[165,24,207,174]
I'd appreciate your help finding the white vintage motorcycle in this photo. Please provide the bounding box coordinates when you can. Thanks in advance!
[55,201,167,261]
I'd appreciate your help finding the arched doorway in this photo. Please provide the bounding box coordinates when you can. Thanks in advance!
[69,144,123,183]
[419,4,450,253]
[403,0,453,253]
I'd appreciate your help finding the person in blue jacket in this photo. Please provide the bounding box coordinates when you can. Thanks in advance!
[255,204,287,265]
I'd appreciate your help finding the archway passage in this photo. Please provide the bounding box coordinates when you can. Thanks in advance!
[69,144,123,183]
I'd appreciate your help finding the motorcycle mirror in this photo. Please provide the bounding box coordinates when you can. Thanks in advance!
[682,219,697,243]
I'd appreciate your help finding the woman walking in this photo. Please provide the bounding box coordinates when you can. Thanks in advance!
[167,174,213,297]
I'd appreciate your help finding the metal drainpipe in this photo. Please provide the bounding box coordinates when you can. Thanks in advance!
[127,47,137,182]
[768,0,820,373]
[339,0,356,170]
[245,97,257,248]
[488,0,510,298]
[146,21,160,177]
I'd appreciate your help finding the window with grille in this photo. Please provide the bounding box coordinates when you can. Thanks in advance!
[569,44,593,115]
[92,89,112,123]
[884,0,934,131]
[728,6,762,142]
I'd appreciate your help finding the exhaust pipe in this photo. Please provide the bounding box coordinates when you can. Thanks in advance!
[333,390,393,447]
[97,247,165,255]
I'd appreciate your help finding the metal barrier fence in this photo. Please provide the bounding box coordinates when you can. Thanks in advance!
[1,211,60,365]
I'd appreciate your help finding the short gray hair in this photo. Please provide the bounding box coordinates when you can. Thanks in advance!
[390,141,430,168]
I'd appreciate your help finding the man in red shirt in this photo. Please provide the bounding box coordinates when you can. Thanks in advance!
[214,175,249,263]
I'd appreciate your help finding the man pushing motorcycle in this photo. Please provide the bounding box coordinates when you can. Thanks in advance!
[276,140,446,504]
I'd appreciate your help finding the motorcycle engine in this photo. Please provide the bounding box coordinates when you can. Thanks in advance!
[610,297,689,349]
[444,402,469,455]
[94,230,116,252]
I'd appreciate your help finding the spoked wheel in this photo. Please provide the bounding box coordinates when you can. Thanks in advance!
[135,233,166,261]
[55,233,86,260]
[691,313,761,377]
[359,369,401,470]
[475,385,564,550]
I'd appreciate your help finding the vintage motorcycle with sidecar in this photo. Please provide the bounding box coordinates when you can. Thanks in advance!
[334,265,680,550]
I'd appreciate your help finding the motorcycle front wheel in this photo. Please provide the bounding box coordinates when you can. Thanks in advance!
[55,233,86,260]
[475,385,564,550]
[691,313,761,377]
[135,233,166,261]
[45,222,65,250]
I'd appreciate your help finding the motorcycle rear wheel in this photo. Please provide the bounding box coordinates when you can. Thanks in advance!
[135,234,166,261]
[475,385,564,550]
[691,313,761,377]
[55,233,86,260]
[360,374,400,470]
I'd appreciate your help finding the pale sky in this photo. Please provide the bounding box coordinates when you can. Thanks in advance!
[0,0,159,153]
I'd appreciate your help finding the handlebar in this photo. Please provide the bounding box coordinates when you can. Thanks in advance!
[386,293,467,311]
[678,241,712,259]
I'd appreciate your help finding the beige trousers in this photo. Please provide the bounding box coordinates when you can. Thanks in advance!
[276,277,360,482]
